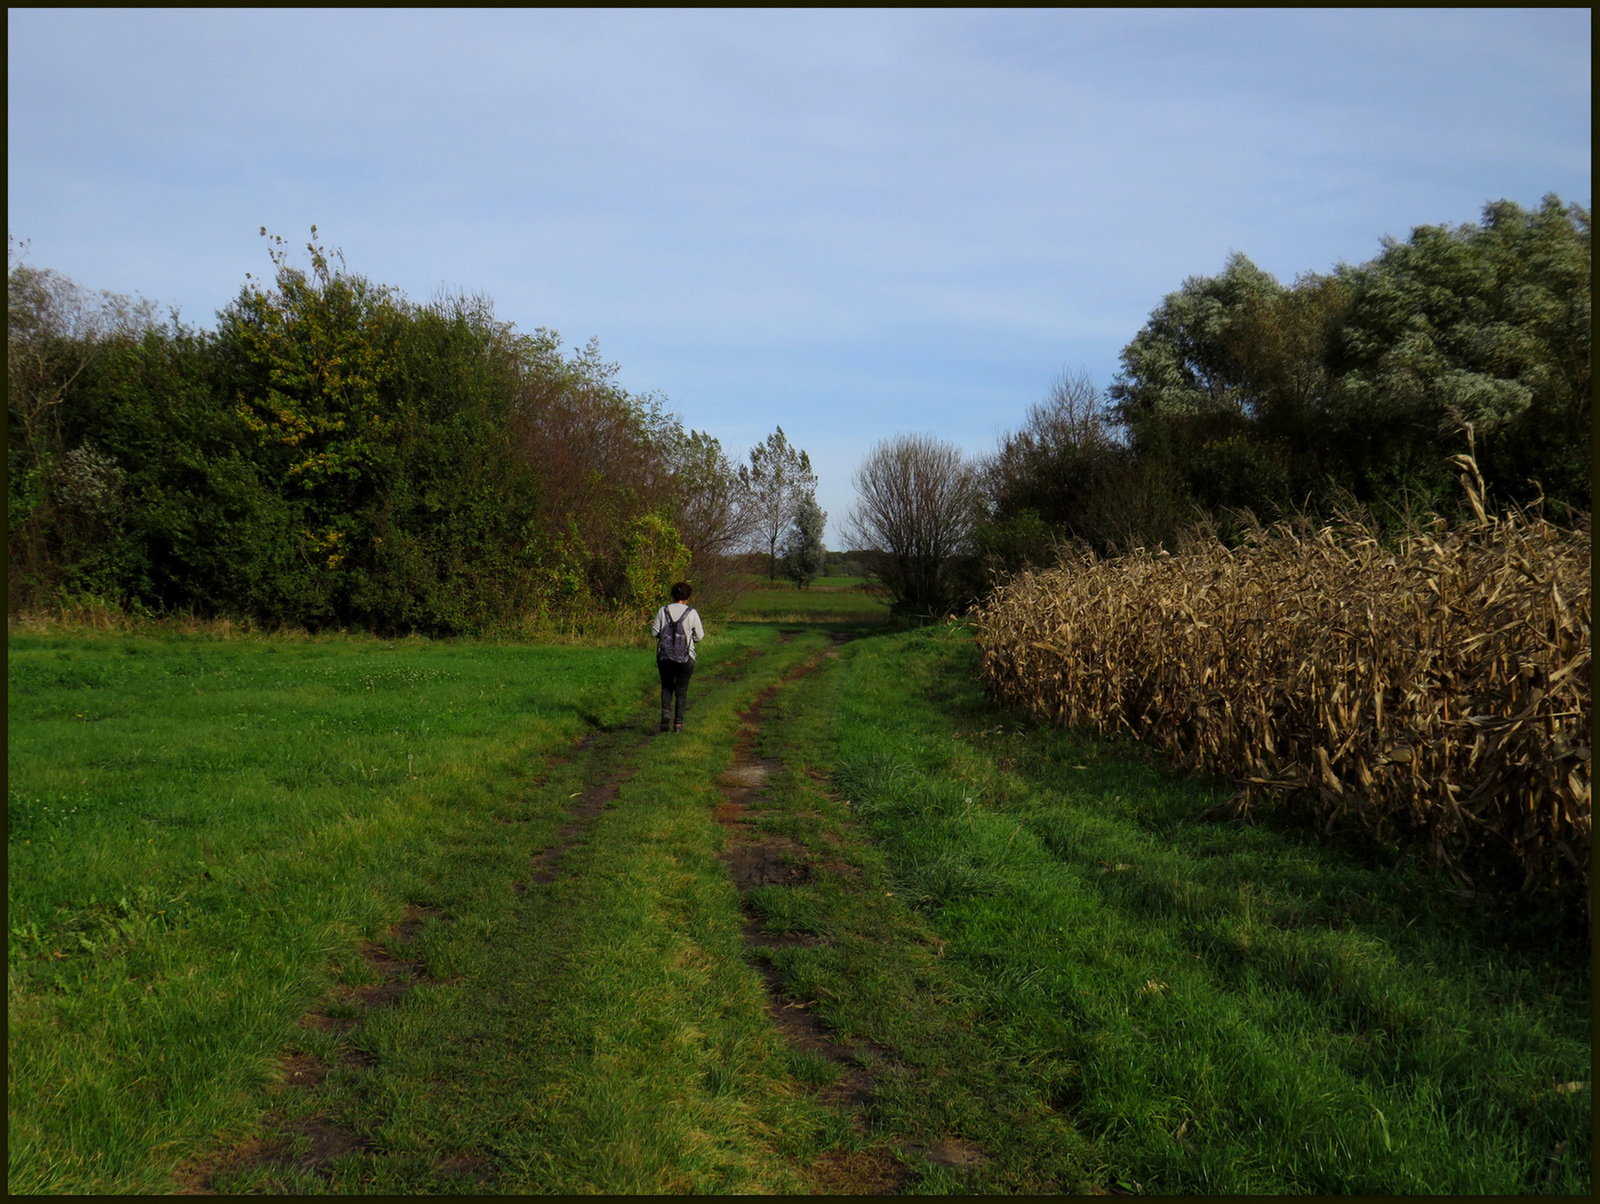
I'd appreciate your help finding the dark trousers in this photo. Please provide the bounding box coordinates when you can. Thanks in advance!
[657,657,694,725]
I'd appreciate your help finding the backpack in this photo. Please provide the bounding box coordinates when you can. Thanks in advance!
[657,604,695,664]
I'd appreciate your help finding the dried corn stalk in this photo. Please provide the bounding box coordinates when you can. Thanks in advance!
[974,466,1591,919]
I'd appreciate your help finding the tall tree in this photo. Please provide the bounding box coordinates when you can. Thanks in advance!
[1325,194,1591,514]
[739,426,816,580]
[979,368,1137,566]
[8,236,157,608]
[660,427,750,567]
[1105,196,1591,532]
[1107,253,1294,525]
[660,427,752,606]
[779,494,827,589]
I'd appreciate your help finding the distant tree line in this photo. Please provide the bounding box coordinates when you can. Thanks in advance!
[848,195,1590,615]
[7,229,822,633]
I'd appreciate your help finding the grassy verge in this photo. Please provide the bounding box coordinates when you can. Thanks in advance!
[764,623,1590,1194]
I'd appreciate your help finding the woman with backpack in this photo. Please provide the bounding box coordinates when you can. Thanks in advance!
[651,581,705,733]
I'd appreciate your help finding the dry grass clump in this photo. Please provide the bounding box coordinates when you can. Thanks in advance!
[8,601,264,638]
[974,458,1591,918]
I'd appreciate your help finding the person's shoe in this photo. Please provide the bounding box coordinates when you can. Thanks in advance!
[673,722,684,733]
[659,715,671,732]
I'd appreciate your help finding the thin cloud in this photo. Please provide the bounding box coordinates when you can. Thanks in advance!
[8,8,1590,543]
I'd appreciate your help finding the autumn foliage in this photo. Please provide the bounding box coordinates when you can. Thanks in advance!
[7,231,744,633]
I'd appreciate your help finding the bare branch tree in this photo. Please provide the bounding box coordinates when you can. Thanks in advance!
[846,433,979,615]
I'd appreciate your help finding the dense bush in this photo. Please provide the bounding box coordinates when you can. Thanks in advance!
[7,231,743,633]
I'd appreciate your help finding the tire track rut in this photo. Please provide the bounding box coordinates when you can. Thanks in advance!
[714,635,919,1194]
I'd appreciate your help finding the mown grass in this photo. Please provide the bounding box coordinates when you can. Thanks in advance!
[7,629,694,1192]
[782,624,1591,1194]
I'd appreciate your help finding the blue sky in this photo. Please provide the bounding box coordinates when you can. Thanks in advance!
[8,9,1590,545]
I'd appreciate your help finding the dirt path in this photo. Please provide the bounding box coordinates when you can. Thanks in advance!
[176,629,925,1194]
[714,660,908,1193]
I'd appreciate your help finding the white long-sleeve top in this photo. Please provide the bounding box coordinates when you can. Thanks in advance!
[651,602,705,660]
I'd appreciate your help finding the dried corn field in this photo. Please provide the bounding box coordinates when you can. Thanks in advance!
[974,463,1591,920]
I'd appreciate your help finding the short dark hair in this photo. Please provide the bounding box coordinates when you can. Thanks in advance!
[670,581,692,601]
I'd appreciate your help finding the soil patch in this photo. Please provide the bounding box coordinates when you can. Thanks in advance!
[338,941,426,1008]
[727,833,813,890]
[521,763,634,888]
[805,1149,908,1195]
[276,1052,328,1091]
[279,1115,373,1171]
[900,1137,988,1168]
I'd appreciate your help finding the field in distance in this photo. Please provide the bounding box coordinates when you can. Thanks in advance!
[723,576,890,622]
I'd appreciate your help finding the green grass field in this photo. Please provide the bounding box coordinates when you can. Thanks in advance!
[723,577,890,623]
[781,627,1591,1193]
[7,631,659,1190]
[7,620,1590,1193]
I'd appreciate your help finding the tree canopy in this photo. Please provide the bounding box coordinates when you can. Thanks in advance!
[7,230,744,633]
[976,194,1590,572]
[739,427,817,581]
[780,495,827,589]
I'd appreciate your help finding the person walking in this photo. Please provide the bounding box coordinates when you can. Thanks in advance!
[651,581,704,733]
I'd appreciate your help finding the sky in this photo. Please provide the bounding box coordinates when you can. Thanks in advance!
[8,9,1591,546]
